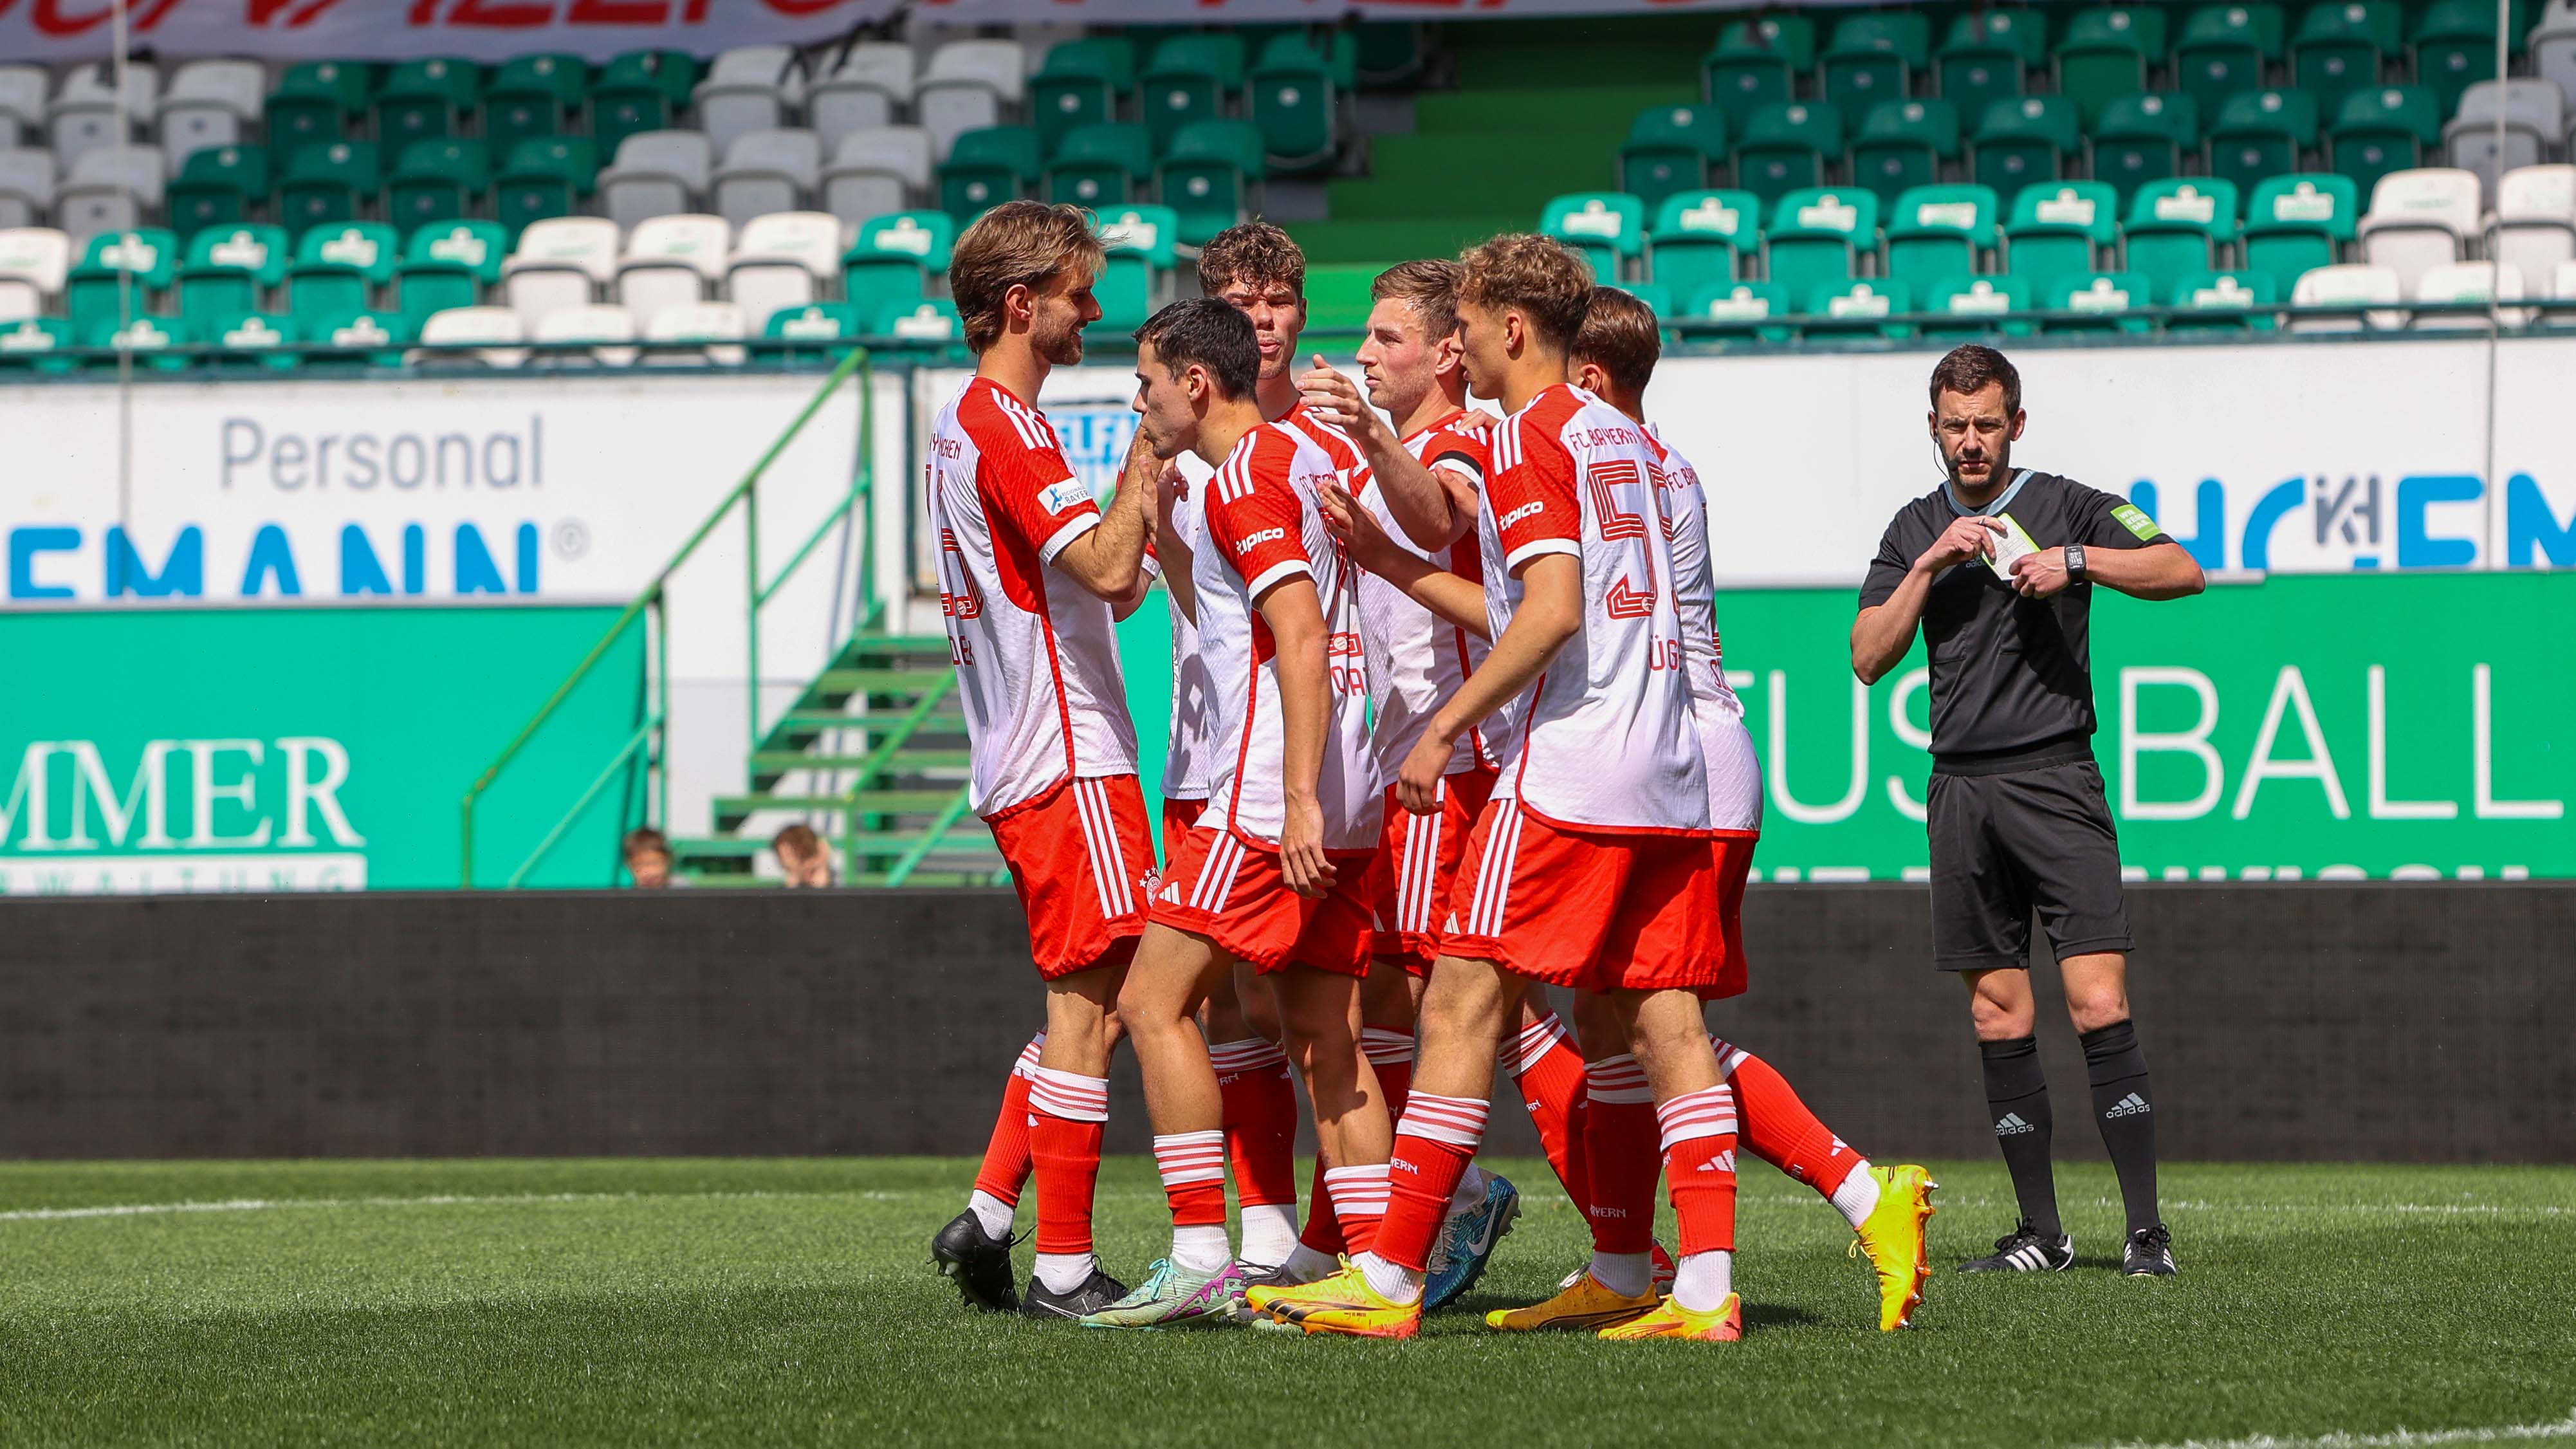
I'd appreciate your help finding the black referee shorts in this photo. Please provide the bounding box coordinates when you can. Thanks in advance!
[1926,752,2135,973]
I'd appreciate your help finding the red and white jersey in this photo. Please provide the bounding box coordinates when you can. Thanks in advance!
[1354,412,1496,778]
[926,375,1139,817]
[1648,426,1762,834]
[1161,453,1218,802]
[1477,382,1707,834]
[1195,419,1381,851]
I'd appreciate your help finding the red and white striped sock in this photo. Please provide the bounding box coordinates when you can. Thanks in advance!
[1659,1082,1740,1313]
[1504,1013,1588,1206]
[1210,1037,1301,1264]
[1361,1027,1415,1120]
[1323,1163,1390,1256]
[1298,1154,1345,1256]
[1582,1055,1661,1284]
[1027,1065,1109,1294]
[1713,1034,1876,1226]
[1153,1129,1232,1273]
[966,1031,1044,1238]
[1366,1092,1489,1290]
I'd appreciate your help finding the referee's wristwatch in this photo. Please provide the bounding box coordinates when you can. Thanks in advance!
[2064,543,2088,584]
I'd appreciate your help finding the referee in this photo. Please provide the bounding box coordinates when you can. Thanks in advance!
[1850,346,2203,1278]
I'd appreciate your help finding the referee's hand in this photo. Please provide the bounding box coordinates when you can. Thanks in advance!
[1915,515,2007,573]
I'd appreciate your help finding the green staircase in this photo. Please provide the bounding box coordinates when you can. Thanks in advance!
[673,632,1005,888]
[1289,17,1702,267]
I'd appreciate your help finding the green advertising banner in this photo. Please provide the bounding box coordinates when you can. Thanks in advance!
[0,606,644,893]
[1119,572,2573,880]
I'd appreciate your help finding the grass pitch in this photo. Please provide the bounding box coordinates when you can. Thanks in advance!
[0,1157,2569,1447]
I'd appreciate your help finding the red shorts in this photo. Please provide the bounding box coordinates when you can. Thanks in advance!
[1441,798,1745,1000]
[1366,766,1496,975]
[1150,824,1377,976]
[986,774,1154,981]
[1160,795,1207,863]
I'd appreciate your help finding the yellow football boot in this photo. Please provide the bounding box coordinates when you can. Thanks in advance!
[1597,1291,1743,1342]
[1482,1271,1659,1332]
[1851,1162,1938,1331]
[1246,1260,1421,1339]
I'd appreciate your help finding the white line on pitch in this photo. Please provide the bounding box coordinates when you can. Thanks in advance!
[2093,1409,2576,1449]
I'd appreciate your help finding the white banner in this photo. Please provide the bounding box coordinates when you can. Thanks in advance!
[0,0,892,66]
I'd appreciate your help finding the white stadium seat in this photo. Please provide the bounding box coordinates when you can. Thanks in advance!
[47,62,158,172]
[2290,262,2407,330]
[414,305,528,368]
[807,43,916,147]
[726,210,842,331]
[822,126,932,230]
[712,128,823,230]
[2412,259,2529,328]
[695,44,805,158]
[501,216,621,331]
[0,64,49,150]
[2537,0,2576,118]
[598,130,714,231]
[2444,80,2564,201]
[643,299,748,365]
[917,39,1026,161]
[2358,168,2483,297]
[156,59,265,167]
[533,301,639,367]
[55,145,165,245]
[2494,164,2576,283]
[0,148,53,228]
[616,212,730,329]
[0,225,71,321]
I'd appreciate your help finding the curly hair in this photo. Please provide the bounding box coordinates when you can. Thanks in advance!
[1197,220,1306,300]
[1458,233,1594,351]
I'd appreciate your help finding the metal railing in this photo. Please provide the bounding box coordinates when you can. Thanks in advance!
[459,346,876,888]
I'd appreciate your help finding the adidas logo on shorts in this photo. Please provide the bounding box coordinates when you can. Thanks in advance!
[2104,1093,2153,1118]
[1994,1112,2038,1136]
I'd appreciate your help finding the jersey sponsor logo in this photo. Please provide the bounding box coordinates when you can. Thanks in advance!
[2111,503,2164,541]
[1497,500,1546,530]
[1040,479,1093,516]
[1234,526,1287,554]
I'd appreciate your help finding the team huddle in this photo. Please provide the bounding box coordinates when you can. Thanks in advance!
[925,200,1937,1342]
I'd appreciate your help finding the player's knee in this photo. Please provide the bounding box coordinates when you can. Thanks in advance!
[2065,990,2130,1034]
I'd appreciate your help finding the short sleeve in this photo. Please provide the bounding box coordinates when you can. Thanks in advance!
[2076,482,2176,550]
[1424,426,1488,485]
[975,418,1098,564]
[1857,517,1913,609]
[1489,415,1580,573]
[1205,434,1313,600]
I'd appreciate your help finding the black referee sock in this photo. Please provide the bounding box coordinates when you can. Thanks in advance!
[2081,1019,2161,1236]
[1978,1035,2061,1239]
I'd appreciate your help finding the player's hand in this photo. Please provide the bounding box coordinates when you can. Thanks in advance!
[1397,729,1451,816]
[1296,355,1379,438]
[1459,408,1504,433]
[2010,546,2072,598]
[1916,515,2006,573]
[1279,795,1336,899]
[1320,482,1401,576]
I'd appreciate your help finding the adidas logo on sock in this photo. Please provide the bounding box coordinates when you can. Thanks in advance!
[1994,1112,2037,1136]
[2104,1093,2153,1118]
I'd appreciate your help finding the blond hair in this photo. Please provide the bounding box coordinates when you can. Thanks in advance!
[950,200,1105,353]
[1371,258,1462,339]
[1458,233,1594,351]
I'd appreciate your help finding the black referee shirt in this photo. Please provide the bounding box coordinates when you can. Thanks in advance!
[1859,470,2174,770]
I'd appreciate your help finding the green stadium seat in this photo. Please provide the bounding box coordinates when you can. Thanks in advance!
[208,310,299,371]
[1936,11,2045,125]
[278,141,381,237]
[1355,23,1429,88]
[1249,32,1341,174]
[1972,95,2081,190]
[2122,178,2241,299]
[756,299,859,361]
[2327,84,2442,196]
[1620,105,1730,211]
[1157,120,1266,246]
[2167,267,2281,328]
[1685,278,1796,342]
[590,50,698,160]
[396,219,506,328]
[484,54,587,152]
[2091,93,2199,201]
[375,58,481,147]
[2042,270,2157,332]
[1884,184,1999,292]
[304,306,414,365]
[939,125,1041,221]
[2289,2,2398,118]
[385,140,490,234]
[1801,277,1914,335]
[494,138,596,237]
[1031,38,1136,155]
[1047,123,1154,207]
[843,210,953,320]
[286,221,401,321]
[1092,203,1179,335]
[2241,172,2357,294]
[1646,190,1760,302]
[2176,5,2288,109]
[1541,192,1647,281]
[1850,100,1960,206]
[65,228,178,335]
[2054,8,2171,129]
[1611,280,1675,318]
[1820,12,1930,131]
[166,143,268,241]
[175,223,288,328]
[2004,181,2120,295]
[1736,103,1842,202]
[86,313,194,371]
[2206,89,2320,196]
[1926,273,2036,337]
[876,296,964,347]
[1765,188,1879,306]
[0,316,77,373]
[2411,0,2501,114]
[1701,18,1807,134]
[1140,34,1247,154]
[265,61,372,169]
